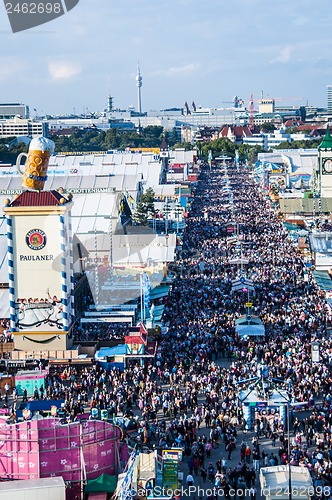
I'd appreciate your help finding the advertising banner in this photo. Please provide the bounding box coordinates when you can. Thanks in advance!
[15,371,47,397]
[13,214,66,332]
[312,342,320,363]
[162,459,178,491]
[162,449,183,461]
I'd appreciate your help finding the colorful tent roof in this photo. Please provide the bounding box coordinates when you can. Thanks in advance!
[318,127,332,150]
[8,190,69,207]
[125,335,144,344]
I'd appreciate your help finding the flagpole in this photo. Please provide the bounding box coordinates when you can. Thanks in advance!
[143,274,146,324]
[140,274,143,324]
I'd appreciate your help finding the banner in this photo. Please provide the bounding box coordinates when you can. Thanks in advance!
[142,272,151,308]
[12,214,68,331]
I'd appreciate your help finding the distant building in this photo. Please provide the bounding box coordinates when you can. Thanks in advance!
[258,99,275,114]
[327,85,332,113]
[194,126,219,142]
[0,103,29,119]
[181,125,197,143]
[0,117,47,138]
[243,127,313,149]
[218,125,252,144]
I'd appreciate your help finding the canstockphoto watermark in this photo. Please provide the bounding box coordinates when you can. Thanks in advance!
[4,0,79,33]
[138,486,258,498]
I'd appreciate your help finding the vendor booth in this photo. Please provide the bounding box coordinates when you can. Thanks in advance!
[235,315,265,337]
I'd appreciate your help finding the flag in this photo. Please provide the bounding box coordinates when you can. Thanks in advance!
[119,193,132,227]
[142,272,151,309]
[129,194,135,206]
[208,149,212,166]
[139,321,148,344]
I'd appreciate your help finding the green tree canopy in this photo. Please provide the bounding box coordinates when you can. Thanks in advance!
[132,188,155,226]
[260,122,276,133]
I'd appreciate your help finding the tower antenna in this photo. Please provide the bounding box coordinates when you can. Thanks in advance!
[136,60,142,114]
[107,76,113,113]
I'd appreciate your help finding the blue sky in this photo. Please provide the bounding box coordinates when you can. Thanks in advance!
[1,0,332,115]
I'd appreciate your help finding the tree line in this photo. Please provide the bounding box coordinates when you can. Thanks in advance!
[0,125,322,165]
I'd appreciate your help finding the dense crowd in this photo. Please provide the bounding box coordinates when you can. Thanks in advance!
[4,162,332,496]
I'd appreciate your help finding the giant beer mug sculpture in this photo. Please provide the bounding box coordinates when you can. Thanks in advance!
[16,137,55,191]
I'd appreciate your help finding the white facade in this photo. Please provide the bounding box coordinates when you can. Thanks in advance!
[244,129,313,150]
[0,103,29,119]
[258,99,275,114]
[327,85,332,113]
[243,135,268,148]
[0,477,65,500]
[0,117,47,138]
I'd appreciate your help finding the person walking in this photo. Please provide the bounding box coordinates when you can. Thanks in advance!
[186,473,195,487]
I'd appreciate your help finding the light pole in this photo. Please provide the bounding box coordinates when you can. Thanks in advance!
[174,202,182,233]
[163,197,171,234]
[287,403,292,500]
[237,364,294,500]
[103,216,118,286]
[88,228,107,310]
[94,227,99,309]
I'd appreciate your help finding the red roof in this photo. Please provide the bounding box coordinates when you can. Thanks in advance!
[125,335,144,344]
[220,125,252,139]
[9,190,69,207]
[283,119,303,127]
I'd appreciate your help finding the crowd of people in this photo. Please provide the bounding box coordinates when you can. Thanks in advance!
[3,161,332,496]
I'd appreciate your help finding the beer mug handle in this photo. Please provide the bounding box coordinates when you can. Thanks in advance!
[16,152,28,175]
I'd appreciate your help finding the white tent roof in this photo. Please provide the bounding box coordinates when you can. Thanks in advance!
[260,466,312,493]
[78,232,176,264]
[236,324,265,337]
[0,289,9,318]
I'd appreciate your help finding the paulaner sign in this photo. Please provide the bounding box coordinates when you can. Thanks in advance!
[20,254,54,261]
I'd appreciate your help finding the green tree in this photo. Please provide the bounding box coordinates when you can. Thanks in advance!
[132,200,148,225]
[236,143,250,160]
[260,122,276,133]
[132,188,155,225]
[247,145,263,164]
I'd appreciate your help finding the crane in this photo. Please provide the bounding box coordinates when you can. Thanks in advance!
[248,94,305,130]
[266,96,305,103]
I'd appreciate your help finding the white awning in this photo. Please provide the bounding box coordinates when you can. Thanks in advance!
[236,324,265,337]
[0,289,9,318]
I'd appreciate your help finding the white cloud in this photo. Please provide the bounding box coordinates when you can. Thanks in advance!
[151,63,200,78]
[0,57,25,81]
[270,46,291,64]
[292,16,309,27]
[48,60,82,80]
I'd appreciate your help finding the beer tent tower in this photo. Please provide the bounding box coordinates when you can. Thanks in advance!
[3,191,74,351]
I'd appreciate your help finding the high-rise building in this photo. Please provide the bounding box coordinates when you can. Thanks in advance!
[136,61,142,114]
[0,103,29,119]
[327,85,332,113]
[107,95,113,113]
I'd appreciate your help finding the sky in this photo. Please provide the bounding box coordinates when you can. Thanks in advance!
[1,0,332,115]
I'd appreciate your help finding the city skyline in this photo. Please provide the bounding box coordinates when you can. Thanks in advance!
[0,0,332,115]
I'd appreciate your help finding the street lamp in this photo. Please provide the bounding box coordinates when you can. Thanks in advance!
[237,365,294,500]
[87,227,107,309]
[163,197,172,234]
[103,216,118,286]
[174,203,182,233]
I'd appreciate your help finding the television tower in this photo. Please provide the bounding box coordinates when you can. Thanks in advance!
[136,60,142,113]
[107,76,113,113]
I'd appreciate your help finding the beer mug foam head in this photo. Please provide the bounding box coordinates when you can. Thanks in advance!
[17,137,55,191]
[29,137,55,154]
